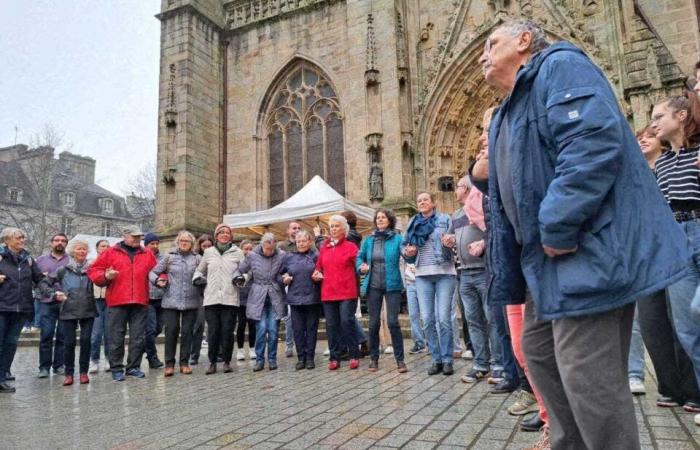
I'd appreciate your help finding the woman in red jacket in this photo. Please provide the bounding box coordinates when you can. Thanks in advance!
[313,215,360,370]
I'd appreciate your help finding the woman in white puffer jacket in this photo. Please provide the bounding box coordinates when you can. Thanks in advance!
[192,224,244,375]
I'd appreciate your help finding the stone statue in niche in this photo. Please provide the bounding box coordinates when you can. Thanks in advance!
[369,160,384,201]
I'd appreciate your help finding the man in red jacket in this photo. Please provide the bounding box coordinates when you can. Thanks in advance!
[88,226,156,381]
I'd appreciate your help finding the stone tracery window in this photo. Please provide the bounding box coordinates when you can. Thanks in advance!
[265,62,345,206]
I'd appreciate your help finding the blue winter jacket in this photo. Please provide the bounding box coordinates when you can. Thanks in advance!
[356,233,404,296]
[278,250,321,306]
[475,41,690,320]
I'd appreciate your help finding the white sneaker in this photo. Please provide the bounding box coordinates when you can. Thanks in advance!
[384,345,394,354]
[629,378,646,395]
[201,339,208,348]
[323,348,330,356]
[236,349,245,361]
[461,350,474,360]
[248,349,256,360]
[694,413,700,426]
[88,360,99,374]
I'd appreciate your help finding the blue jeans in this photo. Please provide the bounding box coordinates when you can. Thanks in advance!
[90,298,109,362]
[415,274,456,364]
[0,312,28,382]
[459,269,503,371]
[38,302,64,371]
[628,308,645,381]
[255,300,279,364]
[32,299,41,327]
[667,218,700,388]
[284,306,294,348]
[451,288,463,352]
[493,303,519,383]
[405,282,425,348]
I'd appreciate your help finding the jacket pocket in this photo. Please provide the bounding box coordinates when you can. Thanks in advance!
[555,212,628,295]
[545,86,599,146]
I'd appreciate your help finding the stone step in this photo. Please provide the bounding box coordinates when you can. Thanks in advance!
[18,315,420,347]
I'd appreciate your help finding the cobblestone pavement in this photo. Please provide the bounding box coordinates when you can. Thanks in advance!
[2,342,699,449]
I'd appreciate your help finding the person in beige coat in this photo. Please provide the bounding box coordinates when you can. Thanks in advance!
[192,224,244,375]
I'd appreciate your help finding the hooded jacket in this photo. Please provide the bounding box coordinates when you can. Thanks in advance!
[43,259,98,320]
[0,246,44,314]
[234,245,286,320]
[474,41,690,320]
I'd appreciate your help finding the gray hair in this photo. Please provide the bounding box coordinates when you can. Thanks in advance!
[295,229,312,241]
[328,214,350,237]
[175,230,196,247]
[260,232,277,244]
[0,227,26,244]
[497,18,550,54]
[67,239,89,257]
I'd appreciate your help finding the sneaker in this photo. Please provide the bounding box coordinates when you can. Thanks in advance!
[149,359,164,369]
[629,378,646,395]
[508,390,539,416]
[30,326,41,333]
[53,367,64,375]
[409,344,425,354]
[349,359,360,369]
[21,326,31,333]
[0,382,15,393]
[442,363,454,376]
[397,361,408,373]
[253,362,264,372]
[201,339,208,348]
[37,368,50,379]
[306,360,315,370]
[285,346,294,358]
[461,368,489,383]
[695,414,700,426]
[190,357,199,365]
[461,349,473,360]
[368,359,379,372]
[323,348,330,357]
[683,401,700,413]
[248,349,256,360]
[111,371,125,382]
[452,351,462,359]
[125,368,146,378]
[428,363,444,376]
[295,361,306,370]
[488,369,504,384]
[384,346,394,354]
[360,342,370,357]
[236,349,246,361]
[88,360,99,374]
[490,379,519,394]
[5,372,14,381]
[268,362,278,370]
[656,396,680,407]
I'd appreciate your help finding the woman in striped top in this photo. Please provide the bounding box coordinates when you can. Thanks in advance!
[651,91,700,415]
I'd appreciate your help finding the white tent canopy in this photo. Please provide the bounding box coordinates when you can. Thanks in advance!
[223,176,376,237]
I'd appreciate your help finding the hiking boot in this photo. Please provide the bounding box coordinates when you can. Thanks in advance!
[442,363,454,376]
[508,390,539,416]
[428,363,443,376]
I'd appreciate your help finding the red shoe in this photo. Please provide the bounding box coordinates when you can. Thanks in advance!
[349,359,360,370]
[63,375,74,386]
[328,360,339,370]
[79,373,89,384]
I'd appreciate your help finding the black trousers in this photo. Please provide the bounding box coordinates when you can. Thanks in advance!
[236,304,256,348]
[107,304,147,372]
[367,289,405,361]
[291,304,321,362]
[162,308,198,366]
[205,304,237,364]
[323,300,359,360]
[61,318,94,375]
[637,290,700,403]
[190,307,205,360]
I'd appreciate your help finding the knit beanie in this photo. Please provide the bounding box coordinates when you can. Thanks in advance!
[143,232,160,246]
[214,224,231,237]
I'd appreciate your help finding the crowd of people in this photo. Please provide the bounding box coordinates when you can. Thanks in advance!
[2,17,700,450]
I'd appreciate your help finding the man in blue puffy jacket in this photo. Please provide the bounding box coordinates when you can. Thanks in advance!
[473,18,690,449]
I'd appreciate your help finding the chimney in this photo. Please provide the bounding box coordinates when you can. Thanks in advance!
[58,151,96,184]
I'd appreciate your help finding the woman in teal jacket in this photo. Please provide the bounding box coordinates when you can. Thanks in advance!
[356,208,406,373]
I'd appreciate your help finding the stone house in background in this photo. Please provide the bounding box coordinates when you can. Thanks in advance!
[0,144,150,254]
[155,0,700,237]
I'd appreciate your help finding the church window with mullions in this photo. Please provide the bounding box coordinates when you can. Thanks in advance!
[265,62,345,206]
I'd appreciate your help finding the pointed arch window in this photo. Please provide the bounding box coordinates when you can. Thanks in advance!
[264,63,345,206]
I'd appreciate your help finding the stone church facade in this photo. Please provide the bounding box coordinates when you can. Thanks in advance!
[155,0,699,236]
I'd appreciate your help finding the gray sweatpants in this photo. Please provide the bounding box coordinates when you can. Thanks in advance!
[522,298,639,450]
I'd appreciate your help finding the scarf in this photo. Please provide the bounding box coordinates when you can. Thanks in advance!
[404,210,437,247]
[373,229,396,239]
[216,242,232,255]
[465,187,486,232]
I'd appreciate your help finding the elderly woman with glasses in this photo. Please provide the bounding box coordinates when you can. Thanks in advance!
[149,230,203,377]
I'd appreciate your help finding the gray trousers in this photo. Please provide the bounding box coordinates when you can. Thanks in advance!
[522,298,639,450]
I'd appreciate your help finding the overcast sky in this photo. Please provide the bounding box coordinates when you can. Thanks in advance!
[0,0,161,195]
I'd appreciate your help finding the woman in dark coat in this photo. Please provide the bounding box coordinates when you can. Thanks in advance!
[236,240,257,361]
[0,227,44,393]
[279,230,321,370]
[46,239,97,386]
